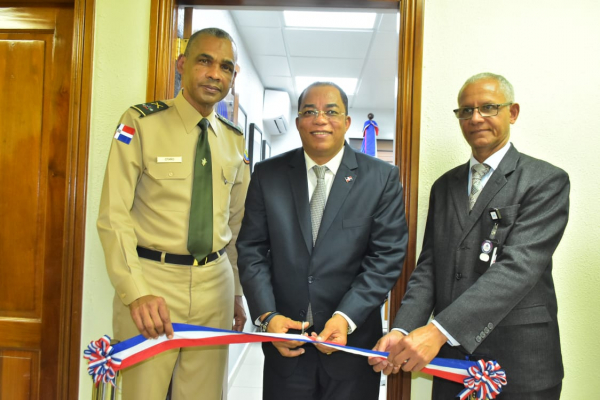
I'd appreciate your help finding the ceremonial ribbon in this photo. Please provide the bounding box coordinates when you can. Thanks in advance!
[84,324,506,399]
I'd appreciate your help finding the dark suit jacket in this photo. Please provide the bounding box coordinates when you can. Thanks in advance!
[393,145,569,393]
[237,144,408,380]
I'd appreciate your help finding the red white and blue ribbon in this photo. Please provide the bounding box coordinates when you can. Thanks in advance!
[84,324,506,399]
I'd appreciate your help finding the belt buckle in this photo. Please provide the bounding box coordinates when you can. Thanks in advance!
[193,259,198,266]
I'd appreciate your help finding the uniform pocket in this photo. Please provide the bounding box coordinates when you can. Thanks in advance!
[218,166,238,213]
[146,162,191,180]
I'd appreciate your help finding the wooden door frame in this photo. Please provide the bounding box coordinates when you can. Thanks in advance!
[147,1,423,398]
[59,0,95,398]
[63,1,95,397]
[0,0,94,397]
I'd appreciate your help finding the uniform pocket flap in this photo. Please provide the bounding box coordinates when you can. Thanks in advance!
[498,304,552,327]
[222,166,238,184]
[147,162,191,180]
[343,216,373,229]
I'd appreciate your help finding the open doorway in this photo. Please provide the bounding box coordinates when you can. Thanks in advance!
[148,1,424,398]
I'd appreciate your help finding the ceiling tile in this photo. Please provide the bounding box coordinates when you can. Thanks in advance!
[353,79,397,109]
[231,10,282,28]
[239,26,286,56]
[254,56,291,77]
[378,13,399,32]
[368,31,399,60]
[290,57,363,78]
[361,57,397,81]
[284,29,373,59]
[262,76,295,93]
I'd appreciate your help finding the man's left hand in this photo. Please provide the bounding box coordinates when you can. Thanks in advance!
[313,314,349,354]
[389,323,447,372]
[232,295,247,332]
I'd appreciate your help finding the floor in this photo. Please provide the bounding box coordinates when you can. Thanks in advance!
[227,342,388,400]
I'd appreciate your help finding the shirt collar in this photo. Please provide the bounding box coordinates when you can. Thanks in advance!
[469,142,512,171]
[174,90,218,136]
[304,146,345,176]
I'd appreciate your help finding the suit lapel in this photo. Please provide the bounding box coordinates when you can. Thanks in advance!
[315,145,358,246]
[449,162,470,230]
[458,145,520,243]
[287,149,313,254]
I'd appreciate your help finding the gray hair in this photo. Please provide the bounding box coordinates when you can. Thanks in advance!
[458,72,515,103]
[185,27,237,63]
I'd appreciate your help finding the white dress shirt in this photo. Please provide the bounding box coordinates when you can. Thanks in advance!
[304,147,357,334]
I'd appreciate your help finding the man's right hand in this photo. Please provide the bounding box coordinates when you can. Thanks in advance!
[267,315,308,358]
[368,330,405,375]
[129,295,174,339]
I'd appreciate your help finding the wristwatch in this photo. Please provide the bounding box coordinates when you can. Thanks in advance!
[260,312,280,332]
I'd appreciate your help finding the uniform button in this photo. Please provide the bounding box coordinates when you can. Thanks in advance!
[299,310,306,318]
[168,172,174,177]
[488,322,494,329]
[480,331,486,338]
[484,327,490,334]
[475,335,481,343]
[308,276,314,284]
[455,273,462,280]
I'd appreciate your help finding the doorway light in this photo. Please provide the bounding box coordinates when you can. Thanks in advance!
[284,11,376,30]
[295,77,359,96]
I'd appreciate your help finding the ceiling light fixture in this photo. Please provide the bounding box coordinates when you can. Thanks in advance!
[283,11,376,30]
[295,77,359,96]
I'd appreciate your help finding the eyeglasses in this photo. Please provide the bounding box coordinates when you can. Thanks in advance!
[453,103,513,120]
[298,109,346,120]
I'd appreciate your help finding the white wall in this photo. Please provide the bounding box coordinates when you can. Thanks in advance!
[79,0,151,398]
[413,1,600,398]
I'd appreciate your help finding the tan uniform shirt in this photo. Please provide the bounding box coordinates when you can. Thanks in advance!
[97,91,250,305]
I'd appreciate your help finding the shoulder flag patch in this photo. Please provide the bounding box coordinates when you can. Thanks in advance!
[130,101,169,117]
[114,124,135,144]
[216,113,243,135]
[243,149,250,165]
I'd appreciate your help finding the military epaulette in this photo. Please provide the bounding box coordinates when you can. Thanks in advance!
[216,113,243,135]
[130,101,169,118]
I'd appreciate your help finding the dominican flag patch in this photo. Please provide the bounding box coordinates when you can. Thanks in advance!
[114,124,135,144]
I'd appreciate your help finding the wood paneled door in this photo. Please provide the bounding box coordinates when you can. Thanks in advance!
[0,1,94,398]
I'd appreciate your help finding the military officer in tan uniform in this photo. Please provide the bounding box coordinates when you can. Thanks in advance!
[97,28,249,400]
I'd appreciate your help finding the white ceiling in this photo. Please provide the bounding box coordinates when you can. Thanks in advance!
[230,10,399,111]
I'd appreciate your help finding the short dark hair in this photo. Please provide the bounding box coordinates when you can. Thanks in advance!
[297,82,349,114]
[185,27,237,63]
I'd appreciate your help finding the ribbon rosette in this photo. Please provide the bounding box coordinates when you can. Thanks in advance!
[83,335,122,387]
[458,359,507,400]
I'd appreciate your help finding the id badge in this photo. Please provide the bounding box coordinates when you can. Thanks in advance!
[475,238,498,274]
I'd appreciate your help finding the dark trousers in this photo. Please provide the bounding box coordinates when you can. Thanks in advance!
[262,346,380,400]
[432,377,562,400]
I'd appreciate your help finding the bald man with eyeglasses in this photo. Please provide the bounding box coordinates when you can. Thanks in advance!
[370,72,569,399]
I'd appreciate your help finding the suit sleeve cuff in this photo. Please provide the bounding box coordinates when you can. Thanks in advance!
[431,320,461,346]
[391,328,409,336]
[333,311,357,334]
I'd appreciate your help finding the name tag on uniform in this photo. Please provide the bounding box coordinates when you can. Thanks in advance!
[157,156,182,163]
